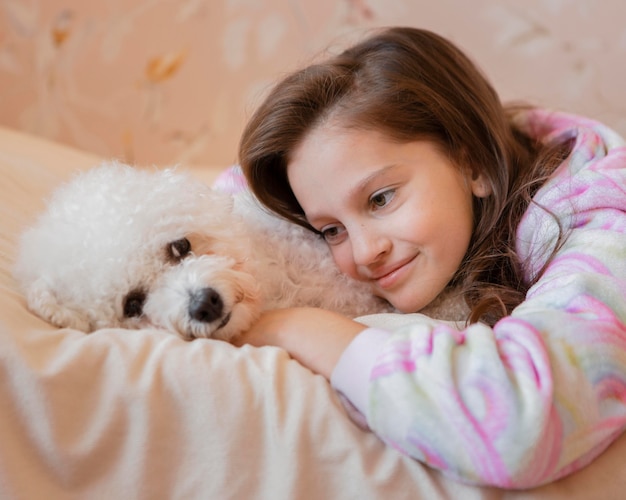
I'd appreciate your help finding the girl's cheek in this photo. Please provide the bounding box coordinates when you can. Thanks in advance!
[330,246,359,280]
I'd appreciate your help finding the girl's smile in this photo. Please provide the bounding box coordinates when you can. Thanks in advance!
[287,123,490,313]
[370,253,418,290]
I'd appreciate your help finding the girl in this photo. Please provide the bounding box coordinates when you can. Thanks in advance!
[233,27,626,488]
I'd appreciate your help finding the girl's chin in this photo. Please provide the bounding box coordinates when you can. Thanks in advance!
[381,296,429,314]
[380,289,443,314]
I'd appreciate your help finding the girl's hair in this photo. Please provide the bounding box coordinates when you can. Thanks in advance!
[239,27,572,325]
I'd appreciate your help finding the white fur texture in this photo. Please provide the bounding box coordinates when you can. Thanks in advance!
[14,162,393,341]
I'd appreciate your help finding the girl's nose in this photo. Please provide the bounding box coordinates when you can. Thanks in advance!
[350,225,391,267]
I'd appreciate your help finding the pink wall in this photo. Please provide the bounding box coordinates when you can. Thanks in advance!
[1,0,624,166]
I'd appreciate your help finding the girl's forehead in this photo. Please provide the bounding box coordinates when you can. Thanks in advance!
[288,126,387,183]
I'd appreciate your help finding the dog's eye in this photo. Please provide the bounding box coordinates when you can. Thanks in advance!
[168,238,191,260]
[123,290,146,318]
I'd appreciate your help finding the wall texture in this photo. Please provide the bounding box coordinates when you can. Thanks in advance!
[1,0,624,166]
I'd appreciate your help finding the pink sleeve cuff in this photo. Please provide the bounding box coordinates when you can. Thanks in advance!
[330,327,390,417]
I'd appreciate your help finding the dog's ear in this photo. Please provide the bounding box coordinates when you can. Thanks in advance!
[24,277,92,332]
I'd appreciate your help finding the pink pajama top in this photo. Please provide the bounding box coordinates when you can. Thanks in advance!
[331,110,626,488]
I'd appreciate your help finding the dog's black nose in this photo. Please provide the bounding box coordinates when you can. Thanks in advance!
[189,287,224,323]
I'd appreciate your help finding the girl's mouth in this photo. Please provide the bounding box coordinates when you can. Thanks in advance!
[372,255,417,290]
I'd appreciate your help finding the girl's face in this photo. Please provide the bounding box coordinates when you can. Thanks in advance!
[287,124,490,313]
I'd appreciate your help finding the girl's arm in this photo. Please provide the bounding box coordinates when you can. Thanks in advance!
[233,307,367,379]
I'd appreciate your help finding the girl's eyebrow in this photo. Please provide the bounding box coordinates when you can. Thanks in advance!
[347,164,398,200]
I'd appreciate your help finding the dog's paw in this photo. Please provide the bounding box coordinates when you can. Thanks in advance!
[24,277,92,331]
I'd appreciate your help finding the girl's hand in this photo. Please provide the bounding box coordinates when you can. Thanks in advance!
[233,307,367,379]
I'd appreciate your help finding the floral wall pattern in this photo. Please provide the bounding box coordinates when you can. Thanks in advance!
[1,0,625,166]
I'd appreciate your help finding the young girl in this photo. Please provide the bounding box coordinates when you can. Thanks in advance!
[233,27,626,488]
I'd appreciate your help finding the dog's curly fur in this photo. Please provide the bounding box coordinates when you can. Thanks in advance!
[14,162,393,341]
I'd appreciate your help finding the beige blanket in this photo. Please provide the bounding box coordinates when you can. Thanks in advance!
[1,126,624,498]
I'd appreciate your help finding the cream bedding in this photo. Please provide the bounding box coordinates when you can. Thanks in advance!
[1,125,625,498]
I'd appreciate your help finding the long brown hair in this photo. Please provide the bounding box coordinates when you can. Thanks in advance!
[239,27,571,325]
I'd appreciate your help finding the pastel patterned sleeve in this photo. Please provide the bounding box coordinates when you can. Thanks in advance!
[331,111,626,488]
[212,164,248,194]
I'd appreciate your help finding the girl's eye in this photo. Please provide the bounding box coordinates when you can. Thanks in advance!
[169,238,191,260]
[369,189,395,210]
[320,224,347,245]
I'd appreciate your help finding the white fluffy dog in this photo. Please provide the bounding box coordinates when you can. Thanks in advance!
[14,162,392,341]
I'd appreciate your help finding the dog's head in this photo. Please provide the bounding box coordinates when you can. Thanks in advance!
[14,162,262,341]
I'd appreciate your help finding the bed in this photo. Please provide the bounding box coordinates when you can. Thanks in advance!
[1,125,625,498]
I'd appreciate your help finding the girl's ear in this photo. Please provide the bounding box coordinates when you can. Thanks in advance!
[469,171,492,198]
[457,148,492,198]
